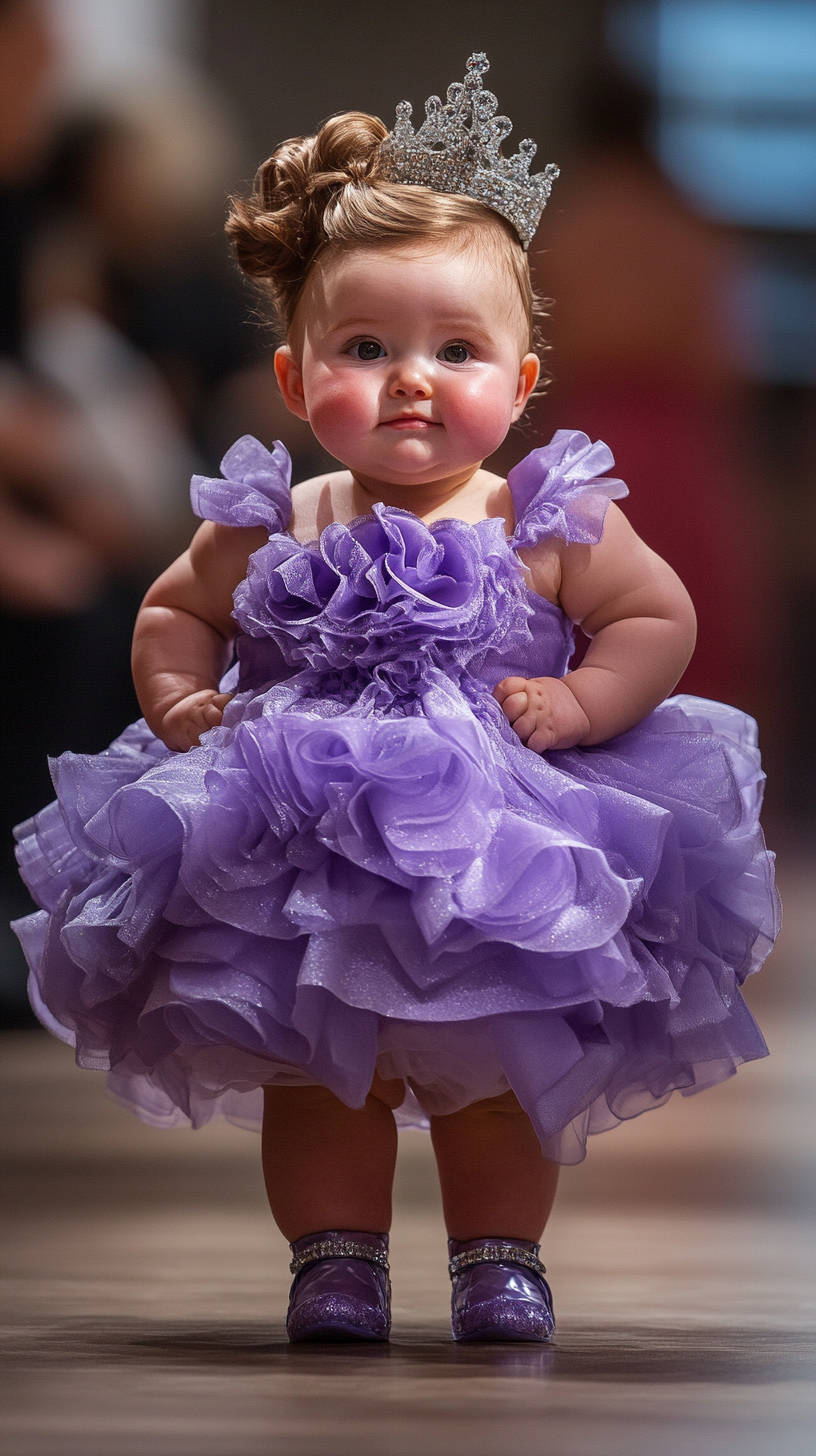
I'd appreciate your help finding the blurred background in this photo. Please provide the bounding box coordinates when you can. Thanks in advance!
[1,5,815,1452]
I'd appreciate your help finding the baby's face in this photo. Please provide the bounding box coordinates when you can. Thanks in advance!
[276,243,538,489]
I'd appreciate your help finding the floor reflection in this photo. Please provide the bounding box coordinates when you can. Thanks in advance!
[6,1316,815,1384]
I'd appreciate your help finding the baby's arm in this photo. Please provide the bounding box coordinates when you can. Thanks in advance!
[495,504,697,752]
[132,521,268,750]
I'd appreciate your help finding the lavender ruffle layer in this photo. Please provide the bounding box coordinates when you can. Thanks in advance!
[12,432,779,1162]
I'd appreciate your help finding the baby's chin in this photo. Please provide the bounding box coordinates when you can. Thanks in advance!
[349,439,481,481]
[350,460,480,491]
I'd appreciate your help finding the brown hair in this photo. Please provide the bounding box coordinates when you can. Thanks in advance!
[226,110,541,352]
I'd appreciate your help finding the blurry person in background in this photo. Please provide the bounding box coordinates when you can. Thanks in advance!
[30,82,338,485]
[32,81,249,485]
[0,0,148,1023]
[529,69,773,722]
[0,3,335,1023]
[0,0,143,617]
[0,2,198,1021]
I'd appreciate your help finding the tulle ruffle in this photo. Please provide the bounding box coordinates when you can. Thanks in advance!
[234,508,532,686]
[190,435,292,532]
[508,429,628,550]
[11,430,779,1162]
[13,689,778,1162]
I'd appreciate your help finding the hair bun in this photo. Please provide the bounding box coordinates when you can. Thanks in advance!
[226,112,387,325]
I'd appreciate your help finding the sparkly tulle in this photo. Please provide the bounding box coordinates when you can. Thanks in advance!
[13,431,779,1162]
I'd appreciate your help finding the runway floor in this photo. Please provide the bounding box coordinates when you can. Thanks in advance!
[2,864,816,1455]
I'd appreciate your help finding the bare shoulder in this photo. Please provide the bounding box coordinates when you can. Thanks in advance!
[143,519,269,636]
[558,502,695,632]
[188,519,269,581]
[192,517,268,553]
[290,470,356,542]
[518,503,640,609]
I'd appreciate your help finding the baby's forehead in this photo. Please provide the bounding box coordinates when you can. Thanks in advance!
[321,235,513,281]
[308,239,524,318]
[289,225,533,353]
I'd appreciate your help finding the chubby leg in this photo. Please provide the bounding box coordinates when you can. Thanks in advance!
[429,1089,560,1241]
[261,1073,405,1241]
[431,1089,559,1342]
[264,1074,403,1343]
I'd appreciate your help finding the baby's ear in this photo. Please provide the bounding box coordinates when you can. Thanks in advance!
[274,346,309,421]
[513,353,540,419]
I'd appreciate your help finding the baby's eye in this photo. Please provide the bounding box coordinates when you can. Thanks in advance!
[438,343,471,364]
[348,340,386,361]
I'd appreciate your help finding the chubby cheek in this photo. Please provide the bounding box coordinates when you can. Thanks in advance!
[302,371,377,458]
[445,375,519,458]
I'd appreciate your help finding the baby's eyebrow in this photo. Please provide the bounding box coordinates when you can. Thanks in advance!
[326,317,383,333]
[326,316,497,341]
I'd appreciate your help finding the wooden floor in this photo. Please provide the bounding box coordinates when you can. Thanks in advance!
[2,864,816,1455]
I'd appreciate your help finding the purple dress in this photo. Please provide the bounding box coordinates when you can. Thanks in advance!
[13,431,779,1162]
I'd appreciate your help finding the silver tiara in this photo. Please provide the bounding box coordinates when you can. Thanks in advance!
[377,53,559,249]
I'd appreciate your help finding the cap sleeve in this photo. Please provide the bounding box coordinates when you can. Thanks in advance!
[508,430,628,551]
[190,435,292,532]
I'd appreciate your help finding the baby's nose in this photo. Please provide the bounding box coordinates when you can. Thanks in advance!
[389,360,432,397]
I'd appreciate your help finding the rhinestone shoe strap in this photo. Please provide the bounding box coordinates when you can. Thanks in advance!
[448,1243,547,1281]
[289,1237,390,1278]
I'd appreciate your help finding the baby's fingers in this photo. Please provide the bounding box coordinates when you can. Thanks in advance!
[508,708,547,747]
[201,694,231,727]
[167,692,233,751]
[525,723,559,754]
[493,676,529,707]
[497,688,529,725]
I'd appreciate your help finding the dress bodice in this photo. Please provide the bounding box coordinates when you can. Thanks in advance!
[190,430,628,697]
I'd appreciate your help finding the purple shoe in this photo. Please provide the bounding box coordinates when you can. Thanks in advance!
[286,1230,391,1343]
[449,1237,555,1343]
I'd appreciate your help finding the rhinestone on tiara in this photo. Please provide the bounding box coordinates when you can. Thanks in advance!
[377,53,559,249]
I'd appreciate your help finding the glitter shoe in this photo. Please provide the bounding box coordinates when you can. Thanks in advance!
[286,1230,391,1343]
[449,1237,555,1343]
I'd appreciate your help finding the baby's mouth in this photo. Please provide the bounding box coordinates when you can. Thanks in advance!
[379,415,438,430]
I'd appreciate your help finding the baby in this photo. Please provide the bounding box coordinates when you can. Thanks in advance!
[15,56,778,1345]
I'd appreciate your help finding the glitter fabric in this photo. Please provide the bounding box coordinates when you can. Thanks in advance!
[286,1230,391,1343]
[12,431,780,1163]
[378,53,559,248]
[448,1237,555,1343]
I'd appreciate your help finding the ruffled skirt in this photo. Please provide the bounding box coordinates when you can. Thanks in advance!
[13,684,779,1163]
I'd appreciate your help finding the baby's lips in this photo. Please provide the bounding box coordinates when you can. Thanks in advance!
[378,413,438,428]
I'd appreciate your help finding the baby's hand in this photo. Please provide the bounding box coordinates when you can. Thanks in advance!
[160,690,232,752]
[493,676,591,753]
